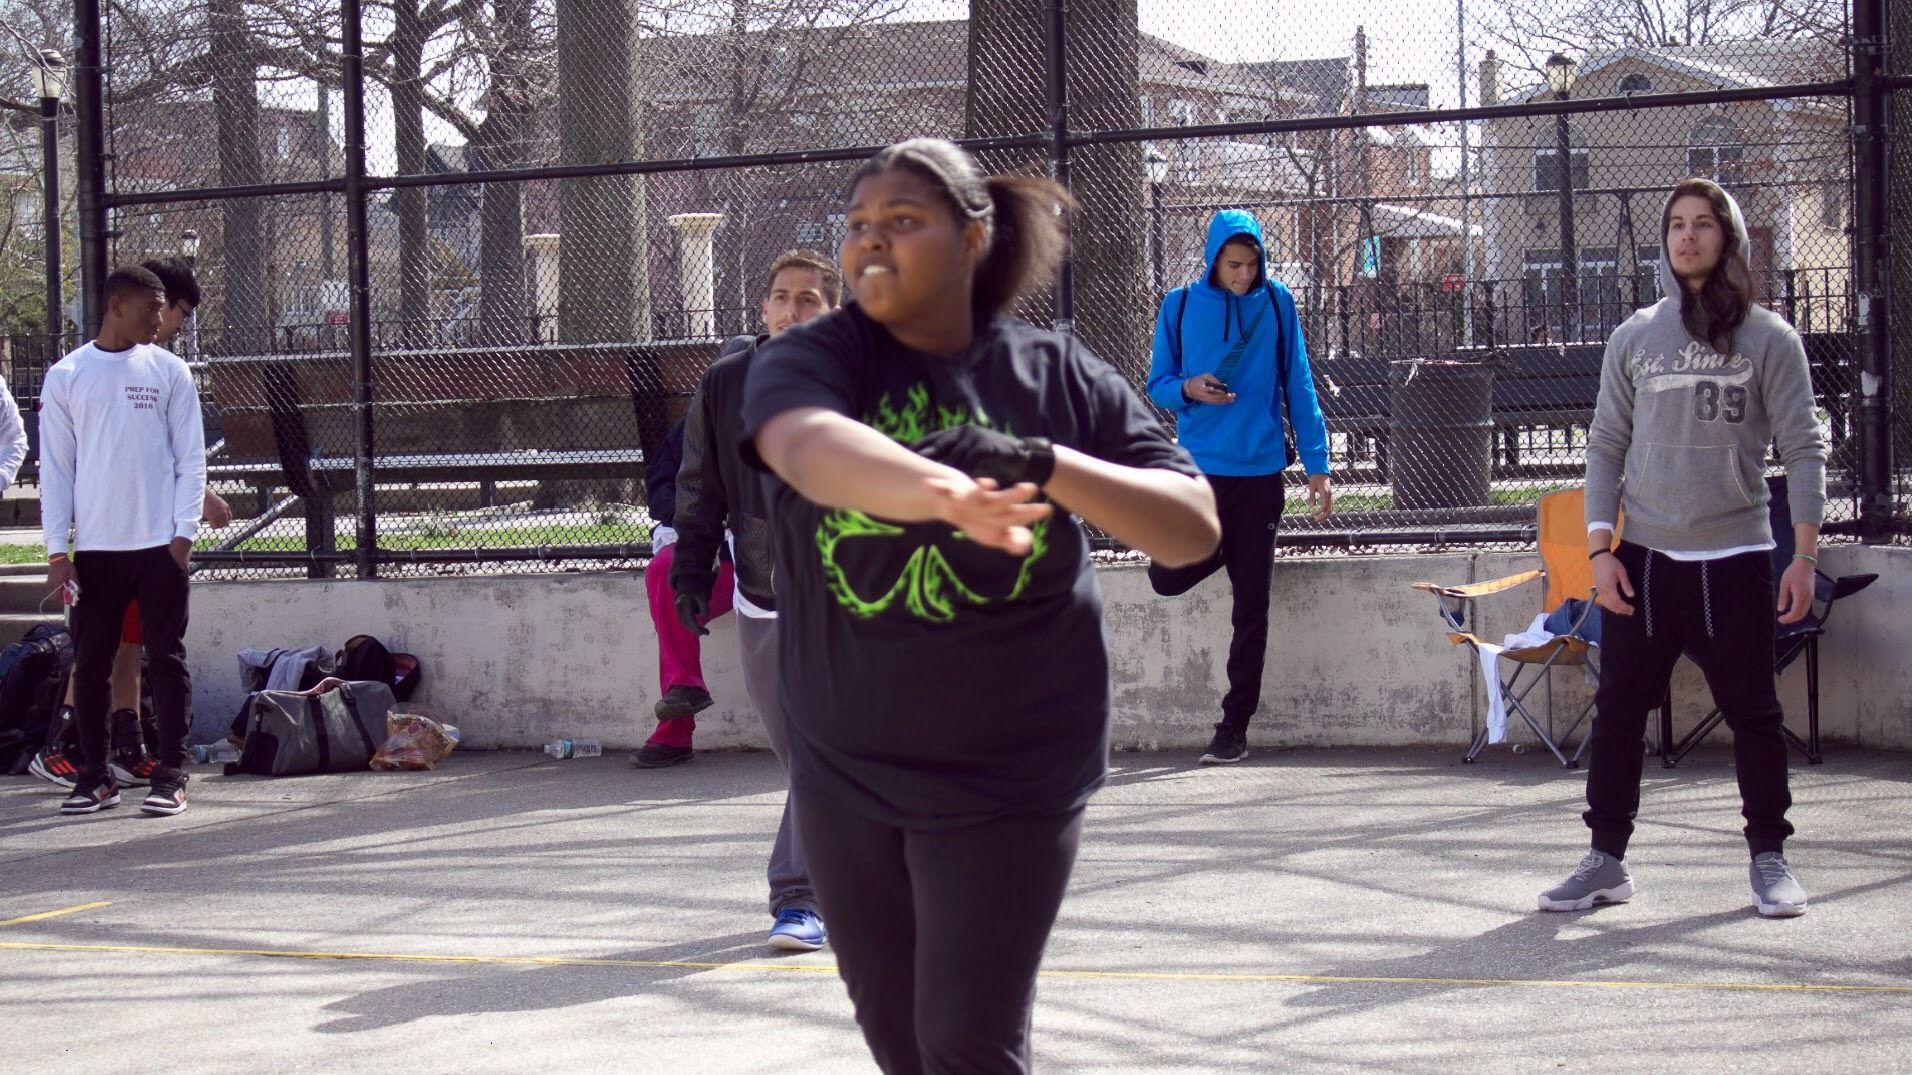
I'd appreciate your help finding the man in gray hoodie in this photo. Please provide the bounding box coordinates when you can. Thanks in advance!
[1540,178,1825,918]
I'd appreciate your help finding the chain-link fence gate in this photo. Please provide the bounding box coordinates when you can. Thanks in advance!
[5,0,1902,577]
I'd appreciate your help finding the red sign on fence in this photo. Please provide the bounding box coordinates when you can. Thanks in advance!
[1442,273,1465,293]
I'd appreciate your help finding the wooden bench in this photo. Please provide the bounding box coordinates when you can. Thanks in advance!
[1314,343,1605,478]
[206,340,719,573]
[1313,332,1857,479]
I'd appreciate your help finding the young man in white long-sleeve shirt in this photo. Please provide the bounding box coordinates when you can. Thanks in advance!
[28,257,231,792]
[41,265,206,816]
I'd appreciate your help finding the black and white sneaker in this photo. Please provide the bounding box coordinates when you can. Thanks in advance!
[60,769,123,815]
[141,768,190,816]
[1198,724,1249,765]
[654,685,714,721]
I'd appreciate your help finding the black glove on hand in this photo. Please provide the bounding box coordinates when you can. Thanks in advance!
[913,426,1056,488]
[674,590,711,637]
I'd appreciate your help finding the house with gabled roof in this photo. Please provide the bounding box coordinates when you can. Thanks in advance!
[1478,40,1850,342]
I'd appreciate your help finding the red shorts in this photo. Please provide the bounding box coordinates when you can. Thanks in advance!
[121,600,142,645]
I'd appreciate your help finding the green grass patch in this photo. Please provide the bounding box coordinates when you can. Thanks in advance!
[204,521,653,554]
[0,544,47,564]
[1281,481,1576,515]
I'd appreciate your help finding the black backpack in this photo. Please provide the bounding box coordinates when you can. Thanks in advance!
[336,635,421,702]
[0,625,74,774]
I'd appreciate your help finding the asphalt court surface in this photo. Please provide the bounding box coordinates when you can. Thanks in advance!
[3,746,1909,1073]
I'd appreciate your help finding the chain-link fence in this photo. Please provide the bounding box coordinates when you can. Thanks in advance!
[2,0,1900,576]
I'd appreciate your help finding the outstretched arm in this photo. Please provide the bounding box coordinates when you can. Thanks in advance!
[755,407,1051,555]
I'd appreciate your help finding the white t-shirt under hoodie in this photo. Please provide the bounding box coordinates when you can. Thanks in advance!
[39,340,207,556]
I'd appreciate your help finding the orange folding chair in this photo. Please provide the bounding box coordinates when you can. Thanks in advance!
[1411,488,1642,768]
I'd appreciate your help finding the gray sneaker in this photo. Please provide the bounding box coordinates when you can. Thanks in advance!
[1750,852,1808,917]
[1538,850,1635,911]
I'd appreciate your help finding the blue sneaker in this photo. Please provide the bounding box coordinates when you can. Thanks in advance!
[767,908,827,952]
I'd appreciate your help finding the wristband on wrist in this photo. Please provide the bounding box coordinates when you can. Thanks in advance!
[1021,436,1057,487]
[1793,552,1817,564]
[1588,548,1614,562]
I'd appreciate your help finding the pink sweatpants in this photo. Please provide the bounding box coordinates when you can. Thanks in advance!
[644,543,735,746]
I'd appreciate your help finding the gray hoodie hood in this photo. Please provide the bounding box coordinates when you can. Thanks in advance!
[1656,183,1752,301]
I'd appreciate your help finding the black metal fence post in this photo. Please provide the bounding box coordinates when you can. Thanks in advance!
[1045,0,1071,333]
[342,0,378,576]
[40,87,61,360]
[72,0,106,338]
[1853,0,1892,541]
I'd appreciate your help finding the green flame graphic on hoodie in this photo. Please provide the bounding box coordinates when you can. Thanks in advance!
[816,383,1051,623]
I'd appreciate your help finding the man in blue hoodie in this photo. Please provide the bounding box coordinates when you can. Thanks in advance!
[1145,210,1333,765]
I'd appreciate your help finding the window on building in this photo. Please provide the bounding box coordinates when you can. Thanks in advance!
[276,126,290,158]
[1532,126,1590,192]
[1140,95,1154,127]
[14,191,39,238]
[1168,98,1196,126]
[1404,149,1422,186]
[1618,73,1653,94]
[1633,244,1663,304]
[1685,117,1744,182]
[1820,181,1844,229]
[1578,246,1622,334]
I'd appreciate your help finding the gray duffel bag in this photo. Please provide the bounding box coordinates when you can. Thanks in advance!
[230,678,394,776]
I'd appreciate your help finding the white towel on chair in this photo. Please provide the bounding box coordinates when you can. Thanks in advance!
[1476,641,1508,743]
[1477,613,1556,745]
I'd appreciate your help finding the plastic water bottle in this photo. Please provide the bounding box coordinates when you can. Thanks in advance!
[543,738,602,759]
[191,741,239,764]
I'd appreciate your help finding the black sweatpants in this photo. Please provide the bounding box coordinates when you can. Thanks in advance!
[72,546,191,771]
[1147,472,1286,731]
[1582,541,1793,858]
[798,792,1084,1075]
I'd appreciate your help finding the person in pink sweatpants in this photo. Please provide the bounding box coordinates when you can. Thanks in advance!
[635,417,735,766]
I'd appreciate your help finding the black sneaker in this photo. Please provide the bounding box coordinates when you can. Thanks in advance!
[141,768,190,816]
[630,742,694,768]
[109,753,162,787]
[1198,724,1249,765]
[109,707,145,753]
[28,745,82,790]
[60,768,123,815]
[654,685,715,721]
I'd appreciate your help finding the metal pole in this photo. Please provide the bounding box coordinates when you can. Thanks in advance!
[73,0,107,338]
[342,0,378,576]
[1456,0,1475,349]
[1554,106,1577,343]
[1850,0,1891,540]
[1149,179,1164,296]
[319,82,335,285]
[1045,0,1071,332]
[184,252,199,360]
[40,94,61,359]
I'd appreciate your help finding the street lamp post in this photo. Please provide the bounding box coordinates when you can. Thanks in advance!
[180,229,200,359]
[32,49,68,362]
[1547,52,1579,344]
[1145,147,1170,297]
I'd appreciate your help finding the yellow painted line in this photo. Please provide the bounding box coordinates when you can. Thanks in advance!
[0,902,112,928]
[0,941,836,975]
[0,938,1907,995]
[1038,967,1912,994]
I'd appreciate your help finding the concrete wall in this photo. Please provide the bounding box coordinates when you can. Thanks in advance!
[183,546,1911,755]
